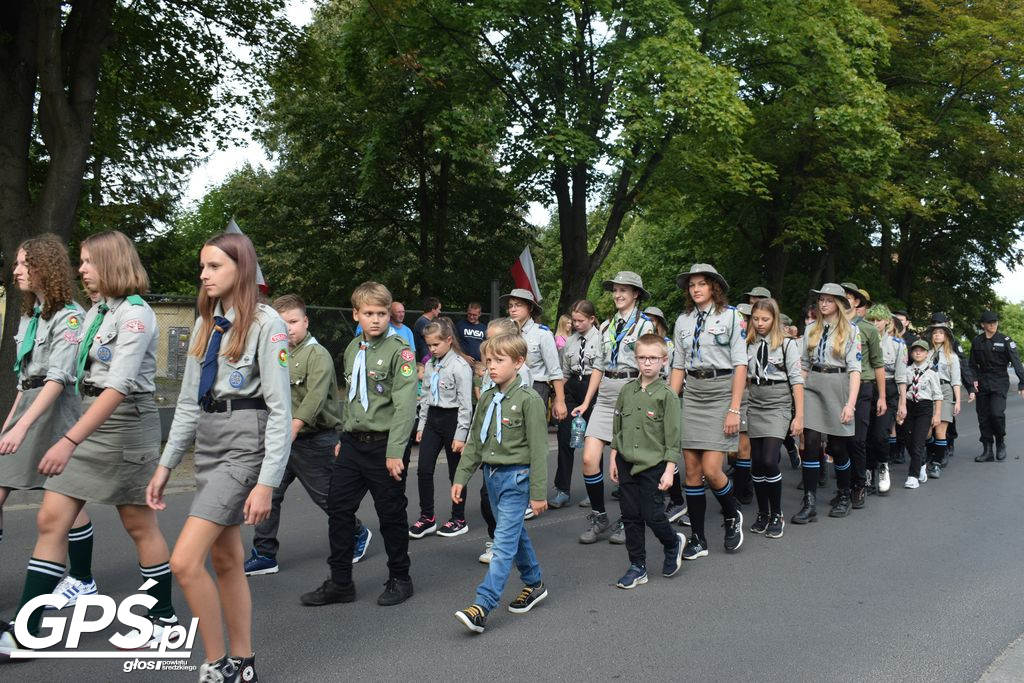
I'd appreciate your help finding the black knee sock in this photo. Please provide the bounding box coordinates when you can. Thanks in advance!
[584,472,605,514]
[685,486,707,541]
[140,562,175,619]
[20,558,65,636]
[752,478,769,514]
[802,460,820,494]
[67,522,95,582]
[767,477,783,516]
[834,457,851,490]
[711,481,739,520]
[733,458,751,493]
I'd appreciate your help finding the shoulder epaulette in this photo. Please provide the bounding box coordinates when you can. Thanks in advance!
[64,303,78,310]
[126,294,145,306]
[538,324,550,331]
[893,337,904,345]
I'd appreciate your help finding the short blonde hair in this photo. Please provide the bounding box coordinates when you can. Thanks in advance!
[481,333,527,362]
[81,230,150,298]
[635,333,668,357]
[351,281,392,310]
[486,317,519,337]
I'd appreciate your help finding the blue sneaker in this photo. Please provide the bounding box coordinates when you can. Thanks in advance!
[244,549,279,576]
[352,524,373,563]
[663,532,685,577]
[615,564,648,589]
[549,490,571,508]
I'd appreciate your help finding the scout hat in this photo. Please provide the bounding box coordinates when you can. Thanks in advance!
[926,319,954,336]
[840,282,872,307]
[980,310,999,323]
[498,288,542,315]
[810,283,851,309]
[643,306,667,325]
[910,339,930,353]
[602,271,651,301]
[676,263,729,293]
[744,286,772,299]
[780,313,793,327]
[736,303,752,317]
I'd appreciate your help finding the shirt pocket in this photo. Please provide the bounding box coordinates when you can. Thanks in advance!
[708,324,731,346]
[93,328,118,365]
[367,369,391,396]
[122,445,158,466]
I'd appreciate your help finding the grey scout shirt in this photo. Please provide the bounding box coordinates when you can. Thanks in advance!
[161,303,293,488]
[14,302,83,386]
[746,336,804,385]
[595,308,655,373]
[880,334,909,385]
[672,305,746,371]
[520,319,563,382]
[80,296,158,395]
[454,379,548,501]
[418,349,474,441]
[800,320,862,372]
[906,363,942,402]
[928,349,961,386]
[560,326,601,378]
[611,378,682,475]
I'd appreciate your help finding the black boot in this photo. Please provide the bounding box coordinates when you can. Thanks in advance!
[818,464,828,487]
[791,492,817,524]
[996,440,1007,461]
[851,485,866,510]
[975,443,994,463]
[829,489,852,518]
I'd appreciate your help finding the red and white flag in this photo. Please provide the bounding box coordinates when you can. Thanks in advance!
[225,218,269,294]
[510,246,542,302]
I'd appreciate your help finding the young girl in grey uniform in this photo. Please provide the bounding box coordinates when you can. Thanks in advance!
[864,305,908,495]
[791,283,862,524]
[0,236,96,611]
[572,272,655,544]
[550,300,600,509]
[410,318,474,539]
[148,232,291,683]
[670,264,746,558]
[925,322,961,479]
[500,288,567,418]
[745,299,804,539]
[3,231,177,653]
[900,339,942,489]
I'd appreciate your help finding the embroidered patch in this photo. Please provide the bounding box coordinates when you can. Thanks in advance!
[97,346,112,362]
[67,316,80,330]
[1012,341,1018,350]
[375,383,385,394]
[368,370,378,379]
[63,331,79,344]
[271,333,287,343]
[501,417,511,425]
[400,363,413,377]
[856,352,863,361]
[647,410,656,418]
[401,349,414,361]
[123,319,145,333]
[229,370,244,388]
[278,349,288,366]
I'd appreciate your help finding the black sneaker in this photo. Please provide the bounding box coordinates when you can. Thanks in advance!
[408,514,437,539]
[927,462,942,479]
[377,577,414,606]
[229,653,258,682]
[198,656,237,683]
[736,485,753,506]
[300,579,355,606]
[454,604,487,633]
[750,512,769,534]
[682,535,708,560]
[723,510,744,552]
[765,513,785,538]
[663,532,685,577]
[508,582,547,613]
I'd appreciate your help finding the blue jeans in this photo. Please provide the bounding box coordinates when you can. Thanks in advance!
[475,464,542,612]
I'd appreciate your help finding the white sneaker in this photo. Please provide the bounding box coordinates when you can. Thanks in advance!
[478,541,493,564]
[118,614,179,649]
[904,476,919,489]
[918,465,927,483]
[1,623,23,658]
[523,506,535,520]
[47,575,98,609]
[877,464,891,494]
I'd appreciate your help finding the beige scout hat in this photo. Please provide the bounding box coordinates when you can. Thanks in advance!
[676,263,729,293]
[810,283,851,309]
[498,288,542,315]
[602,271,651,301]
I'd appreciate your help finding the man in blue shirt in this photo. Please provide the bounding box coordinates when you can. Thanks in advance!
[354,301,416,350]
[455,302,487,361]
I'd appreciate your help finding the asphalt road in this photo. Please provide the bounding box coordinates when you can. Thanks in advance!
[3,391,1024,682]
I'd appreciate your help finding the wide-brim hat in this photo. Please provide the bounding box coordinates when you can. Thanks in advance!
[676,263,729,293]
[780,313,793,326]
[910,339,931,352]
[643,306,667,322]
[602,271,650,301]
[839,282,871,307]
[499,288,542,315]
[980,310,999,323]
[744,286,771,299]
[737,303,752,317]
[926,321,954,336]
[810,283,851,309]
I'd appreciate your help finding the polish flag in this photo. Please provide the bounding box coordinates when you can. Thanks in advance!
[225,218,269,294]
[510,246,542,302]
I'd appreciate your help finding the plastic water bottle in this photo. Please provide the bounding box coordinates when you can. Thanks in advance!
[569,416,587,449]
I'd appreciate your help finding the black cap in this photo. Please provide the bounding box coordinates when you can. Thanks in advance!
[930,311,949,324]
[980,310,999,323]
[892,309,909,318]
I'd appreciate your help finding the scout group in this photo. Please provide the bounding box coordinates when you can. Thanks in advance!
[2,231,1023,682]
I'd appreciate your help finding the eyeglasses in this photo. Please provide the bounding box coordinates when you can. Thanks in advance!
[636,356,664,364]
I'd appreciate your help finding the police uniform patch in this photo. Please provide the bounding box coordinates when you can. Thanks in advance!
[97,346,112,362]
[229,370,244,388]
[401,349,415,362]
[400,363,413,377]
[67,316,80,330]
[271,333,287,343]
[278,349,288,366]
[375,383,385,394]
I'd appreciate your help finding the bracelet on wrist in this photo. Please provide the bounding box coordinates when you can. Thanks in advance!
[63,434,80,446]
[727,408,741,415]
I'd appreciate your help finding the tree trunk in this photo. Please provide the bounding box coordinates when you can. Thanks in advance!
[555,162,591,314]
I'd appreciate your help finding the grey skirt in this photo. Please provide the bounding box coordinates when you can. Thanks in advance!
[45,393,160,505]
[805,371,854,437]
[585,375,629,443]
[939,382,955,423]
[747,382,792,440]
[190,407,268,526]
[739,390,749,434]
[681,375,738,452]
[0,384,82,489]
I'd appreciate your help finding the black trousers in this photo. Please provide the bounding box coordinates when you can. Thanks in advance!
[976,380,1009,443]
[866,379,898,469]
[327,433,411,585]
[616,455,677,568]
[417,407,464,519]
[849,380,873,487]
[554,373,594,492]
[901,400,933,477]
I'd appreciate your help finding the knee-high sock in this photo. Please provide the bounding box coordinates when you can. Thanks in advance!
[685,486,707,541]
[67,522,95,582]
[584,472,605,514]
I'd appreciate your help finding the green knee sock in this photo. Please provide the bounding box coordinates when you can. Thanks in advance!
[140,562,175,619]
[67,522,95,582]
[20,558,66,636]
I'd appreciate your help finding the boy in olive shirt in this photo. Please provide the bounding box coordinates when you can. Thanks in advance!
[609,334,684,589]
[300,282,418,608]
[452,334,549,633]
